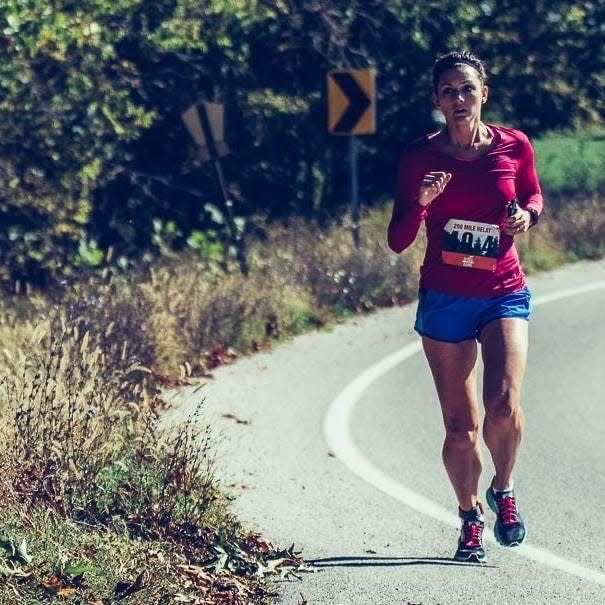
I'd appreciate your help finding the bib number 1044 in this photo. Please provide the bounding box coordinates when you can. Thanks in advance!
[442,219,501,271]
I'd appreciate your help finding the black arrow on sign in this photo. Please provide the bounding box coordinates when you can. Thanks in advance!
[331,72,371,133]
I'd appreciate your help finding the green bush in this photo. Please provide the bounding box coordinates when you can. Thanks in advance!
[0,0,262,287]
[2,2,602,286]
[534,131,605,196]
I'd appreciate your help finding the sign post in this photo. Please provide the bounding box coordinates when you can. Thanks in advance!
[327,69,376,248]
[181,102,248,275]
[349,136,360,247]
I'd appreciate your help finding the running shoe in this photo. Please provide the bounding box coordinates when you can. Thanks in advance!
[486,482,526,547]
[454,504,486,562]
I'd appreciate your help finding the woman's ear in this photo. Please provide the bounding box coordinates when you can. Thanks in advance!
[482,85,489,104]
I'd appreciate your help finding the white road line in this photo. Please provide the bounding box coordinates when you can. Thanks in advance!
[324,280,605,586]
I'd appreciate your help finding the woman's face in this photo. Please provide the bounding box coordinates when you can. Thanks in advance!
[432,65,488,125]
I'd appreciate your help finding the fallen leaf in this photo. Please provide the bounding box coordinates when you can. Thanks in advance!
[201,346,238,370]
[177,564,213,587]
[42,576,62,590]
[114,571,146,598]
[243,534,274,553]
[153,373,192,387]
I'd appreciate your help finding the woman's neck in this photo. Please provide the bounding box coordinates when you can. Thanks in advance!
[446,118,487,150]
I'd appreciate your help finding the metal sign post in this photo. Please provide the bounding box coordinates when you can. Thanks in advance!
[349,136,360,248]
[327,69,376,249]
[182,102,248,275]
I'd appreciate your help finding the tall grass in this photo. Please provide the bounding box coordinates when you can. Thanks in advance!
[138,210,423,375]
[23,189,597,381]
[0,304,301,603]
[0,128,603,602]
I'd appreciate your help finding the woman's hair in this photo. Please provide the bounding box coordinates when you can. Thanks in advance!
[432,51,487,90]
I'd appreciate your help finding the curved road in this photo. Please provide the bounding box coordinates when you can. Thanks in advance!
[169,260,605,605]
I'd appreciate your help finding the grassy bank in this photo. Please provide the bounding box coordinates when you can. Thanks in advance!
[0,308,304,603]
[126,191,605,377]
[2,193,604,601]
[534,130,605,196]
[1,129,604,602]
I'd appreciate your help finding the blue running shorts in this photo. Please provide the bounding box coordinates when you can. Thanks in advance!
[414,286,532,343]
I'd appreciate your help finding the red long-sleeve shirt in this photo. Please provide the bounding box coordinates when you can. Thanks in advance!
[388,124,543,298]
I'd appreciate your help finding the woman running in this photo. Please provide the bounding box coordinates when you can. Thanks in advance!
[387,50,542,562]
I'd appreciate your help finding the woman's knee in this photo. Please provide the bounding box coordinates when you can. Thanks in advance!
[484,387,520,422]
[443,417,479,449]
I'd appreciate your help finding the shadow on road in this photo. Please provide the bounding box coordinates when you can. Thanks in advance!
[307,556,495,569]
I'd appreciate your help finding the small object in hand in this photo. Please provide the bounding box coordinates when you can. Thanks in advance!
[507,199,519,217]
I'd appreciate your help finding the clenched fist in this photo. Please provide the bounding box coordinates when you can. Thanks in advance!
[503,207,532,236]
[418,171,452,206]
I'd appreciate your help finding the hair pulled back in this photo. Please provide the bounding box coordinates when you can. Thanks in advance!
[432,51,487,90]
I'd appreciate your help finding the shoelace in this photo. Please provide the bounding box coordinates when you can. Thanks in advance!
[463,522,483,548]
[496,495,518,525]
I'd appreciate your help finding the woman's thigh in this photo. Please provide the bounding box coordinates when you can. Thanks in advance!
[480,318,528,407]
[422,336,480,429]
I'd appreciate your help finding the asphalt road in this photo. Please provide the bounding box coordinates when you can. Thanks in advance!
[169,259,605,605]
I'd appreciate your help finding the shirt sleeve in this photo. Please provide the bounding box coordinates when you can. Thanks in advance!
[516,133,543,216]
[387,150,427,253]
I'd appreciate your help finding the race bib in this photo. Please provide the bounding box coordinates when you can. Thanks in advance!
[441,219,500,271]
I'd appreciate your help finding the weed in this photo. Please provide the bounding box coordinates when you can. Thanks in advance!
[0,306,302,603]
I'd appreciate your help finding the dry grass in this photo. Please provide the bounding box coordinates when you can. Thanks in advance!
[2,196,598,385]
[138,209,423,375]
[0,193,602,602]
[551,194,605,260]
[0,302,300,603]
[140,263,291,374]
[259,214,422,311]
[114,196,605,377]
[0,306,212,523]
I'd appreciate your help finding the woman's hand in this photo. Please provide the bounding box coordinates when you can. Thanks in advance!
[503,208,532,236]
[418,172,452,207]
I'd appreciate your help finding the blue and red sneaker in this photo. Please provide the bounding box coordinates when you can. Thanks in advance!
[486,482,526,547]
[454,504,486,563]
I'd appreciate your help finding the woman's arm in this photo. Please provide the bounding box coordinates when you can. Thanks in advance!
[387,152,428,253]
[516,133,544,223]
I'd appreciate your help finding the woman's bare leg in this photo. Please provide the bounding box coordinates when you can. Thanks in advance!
[422,336,481,510]
[481,318,528,491]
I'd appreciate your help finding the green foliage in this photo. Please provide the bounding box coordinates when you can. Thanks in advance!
[534,131,605,195]
[470,0,604,134]
[0,0,263,286]
[75,238,105,267]
[0,1,603,286]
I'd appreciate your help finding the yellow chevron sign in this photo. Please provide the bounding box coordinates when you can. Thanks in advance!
[327,69,376,135]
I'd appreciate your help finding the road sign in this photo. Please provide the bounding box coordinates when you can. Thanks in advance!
[182,102,229,162]
[181,101,248,275]
[327,69,376,135]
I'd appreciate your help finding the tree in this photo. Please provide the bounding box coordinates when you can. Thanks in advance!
[0,1,602,286]
[470,0,605,133]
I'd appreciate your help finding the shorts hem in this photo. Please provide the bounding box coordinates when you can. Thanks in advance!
[414,327,477,344]
[478,313,530,333]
